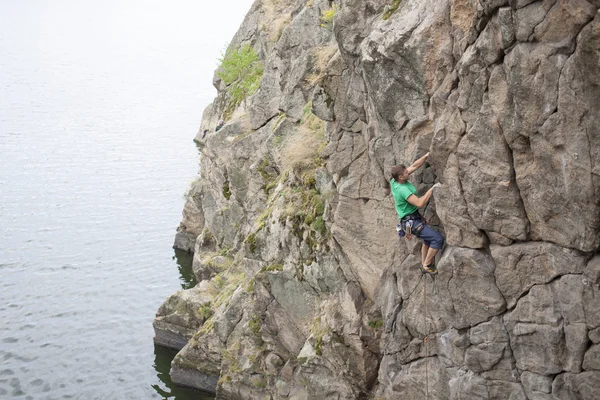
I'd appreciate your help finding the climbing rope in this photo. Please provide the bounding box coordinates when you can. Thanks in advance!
[423,275,430,400]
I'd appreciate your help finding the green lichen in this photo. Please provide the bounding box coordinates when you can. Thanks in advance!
[310,317,331,356]
[261,264,283,272]
[218,374,232,385]
[273,112,286,132]
[222,180,232,200]
[245,232,258,254]
[251,377,267,388]
[198,302,214,320]
[320,4,337,25]
[311,216,325,235]
[245,278,255,293]
[200,318,214,334]
[300,102,325,135]
[301,171,317,189]
[315,336,323,356]
[368,319,384,329]
[263,180,277,195]
[248,315,261,336]
[382,0,402,20]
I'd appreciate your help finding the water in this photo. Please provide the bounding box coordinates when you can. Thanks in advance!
[0,0,252,398]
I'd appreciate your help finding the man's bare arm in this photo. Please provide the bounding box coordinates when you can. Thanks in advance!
[406,189,433,208]
[406,152,430,175]
[406,182,442,208]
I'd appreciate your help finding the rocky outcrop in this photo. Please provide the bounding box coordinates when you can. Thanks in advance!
[157,0,600,398]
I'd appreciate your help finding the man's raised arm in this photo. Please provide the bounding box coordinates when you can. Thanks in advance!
[406,152,430,175]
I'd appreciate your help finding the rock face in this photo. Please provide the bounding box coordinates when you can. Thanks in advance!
[156,0,600,398]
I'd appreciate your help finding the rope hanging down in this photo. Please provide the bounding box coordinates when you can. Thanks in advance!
[423,275,430,400]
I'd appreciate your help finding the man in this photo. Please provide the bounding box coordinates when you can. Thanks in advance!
[390,152,444,274]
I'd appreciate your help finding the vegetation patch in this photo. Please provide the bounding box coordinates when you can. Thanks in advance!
[199,228,216,248]
[199,302,214,320]
[382,0,402,20]
[320,4,338,26]
[217,44,264,112]
[248,315,262,336]
[368,319,384,329]
[310,317,331,356]
[261,264,283,272]
[245,232,258,254]
[206,266,246,310]
[222,180,232,200]
[305,45,338,87]
[244,278,255,293]
[272,112,286,132]
[258,157,280,196]
[270,13,292,42]
[281,104,325,176]
[311,216,326,235]
[200,318,215,334]
[197,263,244,335]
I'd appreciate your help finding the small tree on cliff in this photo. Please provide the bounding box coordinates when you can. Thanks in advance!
[217,44,263,114]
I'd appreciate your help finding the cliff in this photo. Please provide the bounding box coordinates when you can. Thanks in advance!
[155,0,600,399]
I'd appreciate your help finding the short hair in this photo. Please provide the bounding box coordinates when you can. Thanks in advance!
[391,165,407,182]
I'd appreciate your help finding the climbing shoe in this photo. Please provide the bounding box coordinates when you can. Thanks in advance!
[420,264,438,275]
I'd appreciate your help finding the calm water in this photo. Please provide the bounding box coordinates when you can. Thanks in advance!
[0,0,250,398]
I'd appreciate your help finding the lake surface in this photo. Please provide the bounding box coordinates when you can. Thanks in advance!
[0,0,251,398]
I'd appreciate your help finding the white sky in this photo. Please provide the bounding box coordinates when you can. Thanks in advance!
[148,0,258,110]
[0,0,257,127]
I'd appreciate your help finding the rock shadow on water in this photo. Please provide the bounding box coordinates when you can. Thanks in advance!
[153,345,214,400]
[172,248,197,290]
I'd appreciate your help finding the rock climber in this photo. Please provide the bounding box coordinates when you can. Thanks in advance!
[390,152,444,274]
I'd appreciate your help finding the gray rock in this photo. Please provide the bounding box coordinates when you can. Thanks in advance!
[265,352,284,374]
[491,242,587,308]
[504,275,590,375]
[433,154,488,249]
[267,272,318,337]
[437,247,506,329]
[390,357,450,400]
[153,286,213,350]
[437,328,468,367]
[489,27,600,251]
[552,371,600,400]
[589,327,600,344]
[521,371,553,399]
[173,182,205,252]
[170,366,218,394]
[170,329,222,392]
[533,0,596,49]
[583,344,600,371]
[456,99,529,241]
[449,370,489,399]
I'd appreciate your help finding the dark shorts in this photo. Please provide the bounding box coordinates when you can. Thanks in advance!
[401,219,445,250]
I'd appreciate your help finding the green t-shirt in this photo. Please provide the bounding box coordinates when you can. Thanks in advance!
[390,179,418,219]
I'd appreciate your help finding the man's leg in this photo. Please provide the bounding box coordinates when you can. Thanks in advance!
[423,247,439,267]
[418,225,445,270]
[421,243,430,265]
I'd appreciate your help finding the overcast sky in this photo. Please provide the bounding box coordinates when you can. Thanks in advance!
[151,0,258,110]
[0,0,257,130]
[177,0,257,109]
